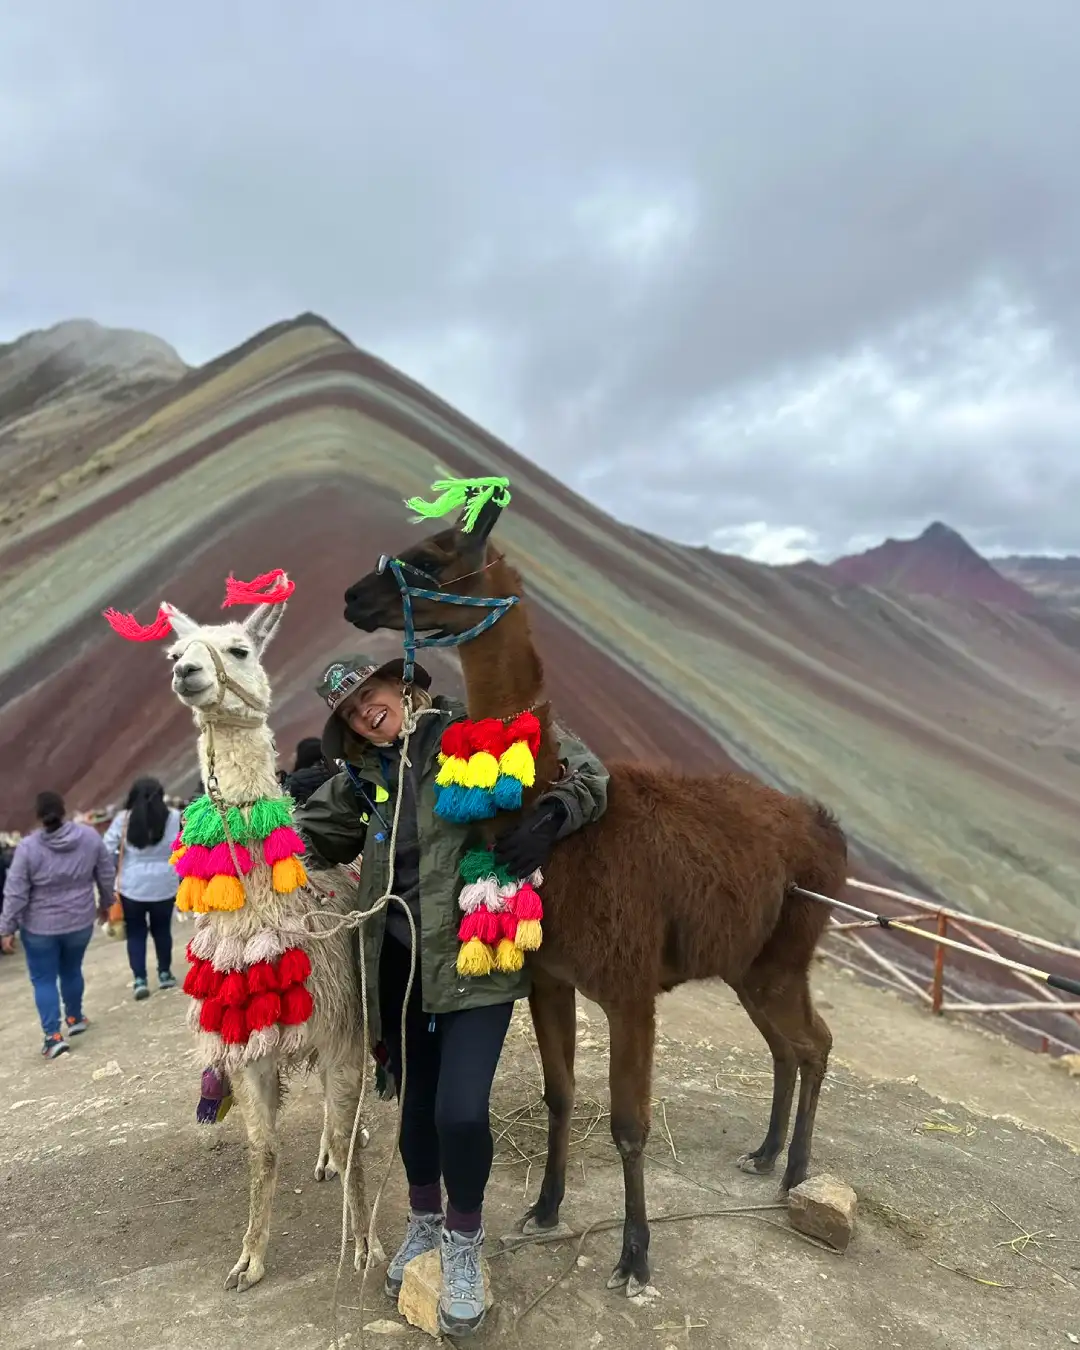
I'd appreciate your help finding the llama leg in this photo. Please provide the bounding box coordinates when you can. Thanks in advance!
[603,1003,654,1297]
[324,1063,385,1268]
[733,985,798,1176]
[749,970,832,1194]
[226,1059,281,1291]
[522,974,577,1234]
[314,1089,337,1182]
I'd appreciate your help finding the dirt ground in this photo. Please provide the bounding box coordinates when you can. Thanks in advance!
[2,928,1079,1350]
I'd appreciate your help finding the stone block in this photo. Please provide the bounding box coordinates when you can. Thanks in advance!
[787,1173,858,1252]
[397,1245,493,1339]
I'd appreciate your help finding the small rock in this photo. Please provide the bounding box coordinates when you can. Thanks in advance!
[787,1174,858,1252]
[92,1061,123,1081]
[1051,1053,1080,1078]
[398,1246,492,1339]
[362,1320,409,1336]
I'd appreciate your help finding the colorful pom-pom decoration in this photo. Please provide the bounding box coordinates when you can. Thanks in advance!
[183,942,314,1059]
[170,793,307,913]
[433,711,542,825]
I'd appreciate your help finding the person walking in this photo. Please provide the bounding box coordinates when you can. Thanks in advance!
[0,792,115,1058]
[103,777,182,999]
[291,654,608,1337]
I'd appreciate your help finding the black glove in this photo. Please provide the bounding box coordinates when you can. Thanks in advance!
[491,799,567,879]
[285,763,335,805]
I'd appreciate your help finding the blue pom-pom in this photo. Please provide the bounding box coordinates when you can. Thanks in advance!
[492,774,524,811]
[434,783,496,823]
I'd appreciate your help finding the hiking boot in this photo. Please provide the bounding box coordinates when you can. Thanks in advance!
[438,1226,487,1337]
[133,977,150,1001]
[384,1211,443,1299]
[65,1015,89,1035]
[158,970,177,990]
[42,1034,70,1060]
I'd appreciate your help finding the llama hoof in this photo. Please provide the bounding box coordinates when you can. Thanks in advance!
[606,1265,630,1290]
[356,1235,386,1270]
[502,1217,574,1249]
[314,1157,338,1182]
[626,1275,658,1301]
[225,1253,264,1292]
[737,1150,777,1176]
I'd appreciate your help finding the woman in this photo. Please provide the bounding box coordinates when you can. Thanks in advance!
[279,735,334,804]
[0,792,115,1058]
[292,653,607,1338]
[103,777,182,999]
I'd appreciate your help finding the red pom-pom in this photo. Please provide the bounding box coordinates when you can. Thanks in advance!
[511,883,544,920]
[219,969,248,1008]
[468,718,509,758]
[221,1006,250,1044]
[501,910,519,941]
[441,723,472,759]
[199,997,225,1032]
[459,908,502,944]
[276,947,312,988]
[505,712,542,757]
[185,941,198,964]
[280,984,314,1025]
[246,991,282,1032]
[246,960,279,994]
[183,959,207,997]
[193,962,225,999]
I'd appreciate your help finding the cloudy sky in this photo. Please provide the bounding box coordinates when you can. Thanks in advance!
[4,2,1080,561]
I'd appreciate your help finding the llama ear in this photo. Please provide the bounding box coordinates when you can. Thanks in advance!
[243,599,287,652]
[163,603,200,642]
[454,495,505,559]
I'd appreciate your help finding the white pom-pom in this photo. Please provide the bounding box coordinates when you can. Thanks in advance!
[189,923,217,961]
[458,877,500,913]
[212,934,246,972]
[243,929,286,965]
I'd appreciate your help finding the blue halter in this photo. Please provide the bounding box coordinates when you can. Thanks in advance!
[378,555,519,685]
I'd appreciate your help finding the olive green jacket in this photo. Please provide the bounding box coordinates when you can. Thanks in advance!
[294,696,608,1038]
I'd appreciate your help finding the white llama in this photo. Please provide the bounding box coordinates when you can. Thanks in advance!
[104,571,383,1291]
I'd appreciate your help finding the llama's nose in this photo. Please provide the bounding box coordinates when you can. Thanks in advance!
[175,659,202,680]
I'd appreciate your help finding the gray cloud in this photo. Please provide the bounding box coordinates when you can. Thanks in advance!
[4,1,1080,558]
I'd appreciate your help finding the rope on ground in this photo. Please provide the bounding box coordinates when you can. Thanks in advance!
[504,1202,837,1329]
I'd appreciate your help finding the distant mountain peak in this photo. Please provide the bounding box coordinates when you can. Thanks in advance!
[828,521,1036,608]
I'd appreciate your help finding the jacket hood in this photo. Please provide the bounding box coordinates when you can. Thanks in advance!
[37,821,83,852]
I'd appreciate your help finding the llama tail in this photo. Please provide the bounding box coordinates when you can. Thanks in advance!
[801,801,848,898]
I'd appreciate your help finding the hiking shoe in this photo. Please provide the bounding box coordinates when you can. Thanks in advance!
[158,970,177,990]
[438,1226,487,1337]
[65,1015,89,1035]
[133,977,150,1001]
[384,1211,443,1298]
[42,1034,70,1060]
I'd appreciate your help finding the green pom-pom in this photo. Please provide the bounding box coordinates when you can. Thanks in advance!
[181,796,225,847]
[405,476,511,532]
[459,847,513,887]
[248,796,294,840]
[226,806,249,843]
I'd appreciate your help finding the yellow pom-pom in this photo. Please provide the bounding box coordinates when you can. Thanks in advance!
[461,751,499,790]
[457,937,495,977]
[203,874,245,912]
[169,846,187,867]
[176,875,205,913]
[494,937,525,973]
[498,740,536,787]
[513,919,543,952]
[436,754,471,788]
[272,856,308,894]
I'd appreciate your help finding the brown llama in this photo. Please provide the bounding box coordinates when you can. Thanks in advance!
[342,493,848,1296]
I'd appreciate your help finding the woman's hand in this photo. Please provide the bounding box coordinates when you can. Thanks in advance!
[0,934,15,955]
[491,800,567,879]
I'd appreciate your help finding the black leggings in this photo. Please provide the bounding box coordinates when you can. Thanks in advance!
[378,934,512,1222]
[120,896,175,980]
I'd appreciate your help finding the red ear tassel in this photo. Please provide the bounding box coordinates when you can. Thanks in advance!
[102,605,174,642]
[221,569,295,608]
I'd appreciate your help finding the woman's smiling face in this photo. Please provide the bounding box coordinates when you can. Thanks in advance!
[338,675,404,744]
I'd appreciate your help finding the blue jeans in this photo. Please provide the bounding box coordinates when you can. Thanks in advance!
[20,926,95,1037]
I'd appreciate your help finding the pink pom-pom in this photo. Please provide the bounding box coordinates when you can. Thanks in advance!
[175,845,215,880]
[205,842,253,876]
[262,826,307,865]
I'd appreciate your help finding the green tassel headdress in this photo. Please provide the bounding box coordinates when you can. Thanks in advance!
[405,475,511,532]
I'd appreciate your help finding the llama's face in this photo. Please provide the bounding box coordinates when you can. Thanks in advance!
[165,601,284,718]
[344,500,504,636]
